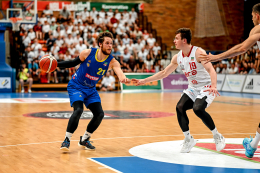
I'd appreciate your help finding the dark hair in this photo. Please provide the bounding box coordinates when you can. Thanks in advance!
[175,28,192,44]
[253,3,260,14]
[97,32,113,46]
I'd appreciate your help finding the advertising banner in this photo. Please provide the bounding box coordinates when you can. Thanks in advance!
[242,75,260,94]
[122,73,162,91]
[162,74,188,90]
[222,75,246,92]
[217,74,225,91]
[2,1,138,11]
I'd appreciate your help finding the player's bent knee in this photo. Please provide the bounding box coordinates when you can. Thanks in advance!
[74,107,83,117]
[96,111,104,120]
[176,103,184,112]
[193,104,204,115]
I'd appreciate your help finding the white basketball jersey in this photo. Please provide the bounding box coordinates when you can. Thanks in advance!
[177,46,211,89]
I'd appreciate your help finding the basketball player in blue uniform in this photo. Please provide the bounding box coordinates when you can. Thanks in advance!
[57,32,131,151]
[200,3,260,158]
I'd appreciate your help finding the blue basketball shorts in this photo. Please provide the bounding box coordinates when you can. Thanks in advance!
[67,82,101,108]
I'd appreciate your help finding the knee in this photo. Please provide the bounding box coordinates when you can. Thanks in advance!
[74,107,83,116]
[19,79,23,83]
[193,104,204,115]
[95,111,104,120]
[176,102,184,112]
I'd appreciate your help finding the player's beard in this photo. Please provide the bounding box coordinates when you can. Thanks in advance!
[100,45,111,55]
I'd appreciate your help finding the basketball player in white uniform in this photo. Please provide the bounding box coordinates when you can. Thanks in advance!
[200,3,260,158]
[133,28,226,153]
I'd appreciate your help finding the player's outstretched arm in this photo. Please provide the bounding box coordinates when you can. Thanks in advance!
[57,49,91,68]
[200,33,260,63]
[132,55,178,86]
[197,48,220,97]
[110,58,131,84]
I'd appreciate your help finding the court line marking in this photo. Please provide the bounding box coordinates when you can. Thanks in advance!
[88,158,122,173]
[0,133,255,148]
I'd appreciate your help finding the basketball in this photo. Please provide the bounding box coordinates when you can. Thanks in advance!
[39,55,57,73]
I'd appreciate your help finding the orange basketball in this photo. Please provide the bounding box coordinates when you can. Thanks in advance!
[39,55,57,73]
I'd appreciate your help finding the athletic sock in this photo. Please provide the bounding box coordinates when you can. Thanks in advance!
[183,130,191,139]
[82,131,92,141]
[211,128,219,136]
[250,131,260,148]
[65,132,73,141]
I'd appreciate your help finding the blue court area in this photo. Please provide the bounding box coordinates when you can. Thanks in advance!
[92,156,259,173]
[0,91,260,99]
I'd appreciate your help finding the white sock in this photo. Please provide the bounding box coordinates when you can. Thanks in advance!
[82,131,92,141]
[250,131,260,148]
[211,128,219,136]
[183,131,191,139]
[65,132,73,141]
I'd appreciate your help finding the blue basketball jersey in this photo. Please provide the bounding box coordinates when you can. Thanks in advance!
[69,48,114,88]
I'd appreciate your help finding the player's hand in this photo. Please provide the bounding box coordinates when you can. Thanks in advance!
[120,78,131,84]
[199,53,219,64]
[131,79,146,86]
[204,87,220,97]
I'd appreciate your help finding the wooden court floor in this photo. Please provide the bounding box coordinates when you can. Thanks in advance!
[0,92,259,173]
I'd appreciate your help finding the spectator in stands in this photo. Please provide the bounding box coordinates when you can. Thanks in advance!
[134,39,144,53]
[35,47,45,59]
[94,14,103,27]
[136,57,146,73]
[68,44,75,55]
[153,42,161,56]
[65,33,74,46]
[122,48,131,63]
[31,38,42,54]
[129,7,138,20]
[127,55,137,72]
[118,40,126,55]
[22,46,29,63]
[28,28,36,40]
[144,54,154,72]
[138,47,148,60]
[60,6,71,22]
[46,34,56,51]
[28,47,35,62]
[39,13,47,24]
[55,35,63,47]
[90,7,98,21]
[100,71,115,91]
[28,58,39,81]
[221,64,228,74]
[64,50,72,61]
[43,4,53,18]
[33,22,42,39]
[22,31,31,47]
[228,63,238,74]
[76,39,87,53]
[81,8,89,23]
[18,62,33,93]
[110,13,118,25]
[147,33,156,48]
[103,14,110,26]
[122,34,130,45]
[161,54,170,69]
[128,39,135,55]
[249,63,257,74]
[58,42,68,55]
[50,21,57,31]
[99,8,106,19]
[74,15,83,25]
[114,9,121,20]
[112,46,121,61]
[133,26,142,39]
[85,33,93,46]
[143,30,149,40]
[107,9,114,19]
[152,59,163,73]
[56,14,65,24]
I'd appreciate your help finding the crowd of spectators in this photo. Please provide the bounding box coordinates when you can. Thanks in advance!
[19,5,171,91]
[212,44,260,75]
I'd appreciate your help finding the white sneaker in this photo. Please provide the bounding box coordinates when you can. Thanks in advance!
[28,89,32,93]
[180,136,196,153]
[214,133,226,151]
[21,88,24,93]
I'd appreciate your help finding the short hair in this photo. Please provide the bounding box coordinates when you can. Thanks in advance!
[175,28,192,44]
[96,32,113,45]
[253,3,260,14]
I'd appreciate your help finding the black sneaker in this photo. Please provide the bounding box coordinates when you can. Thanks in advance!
[78,136,95,150]
[60,137,70,151]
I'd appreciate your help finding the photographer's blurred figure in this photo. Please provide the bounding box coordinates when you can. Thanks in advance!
[18,63,33,93]
[100,71,115,91]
